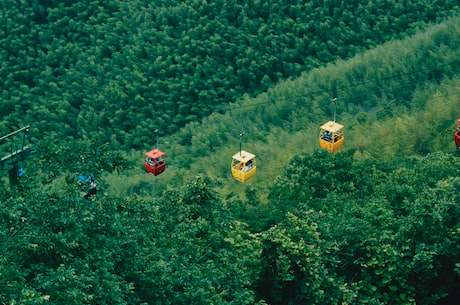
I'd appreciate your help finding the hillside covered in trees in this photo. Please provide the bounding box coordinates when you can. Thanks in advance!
[1,0,459,148]
[2,0,460,304]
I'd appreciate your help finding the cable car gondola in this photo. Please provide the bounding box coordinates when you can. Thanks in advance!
[319,121,345,153]
[144,130,166,176]
[231,133,256,183]
[145,149,166,176]
[454,118,460,150]
[319,98,345,153]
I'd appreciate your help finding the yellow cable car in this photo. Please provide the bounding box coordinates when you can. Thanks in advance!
[319,98,345,153]
[231,132,256,183]
[319,120,345,153]
[231,150,256,183]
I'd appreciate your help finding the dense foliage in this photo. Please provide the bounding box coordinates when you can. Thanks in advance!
[2,145,460,304]
[1,0,458,147]
[2,1,460,304]
[260,150,460,305]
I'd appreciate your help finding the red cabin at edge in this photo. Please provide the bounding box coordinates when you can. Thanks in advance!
[144,149,166,176]
[455,118,460,150]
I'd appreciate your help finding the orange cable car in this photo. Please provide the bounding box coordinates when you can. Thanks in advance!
[319,121,345,153]
[231,133,256,183]
[454,118,460,150]
[319,98,345,153]
[144,130,166,176]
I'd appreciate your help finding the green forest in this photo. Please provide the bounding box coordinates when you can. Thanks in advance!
[1,0,460,304]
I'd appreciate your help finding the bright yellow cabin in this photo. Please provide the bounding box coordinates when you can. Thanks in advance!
[231,150,256,183]
[319,121,345,153]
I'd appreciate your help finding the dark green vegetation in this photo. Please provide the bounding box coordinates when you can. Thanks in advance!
[2,0,460,304]
[1,0,458,147]
[3,150,460,304]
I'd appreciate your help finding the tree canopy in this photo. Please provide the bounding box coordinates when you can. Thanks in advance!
[1,1,460,304]
[1,0,459,148]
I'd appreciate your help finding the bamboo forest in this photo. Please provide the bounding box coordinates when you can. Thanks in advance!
[1,0,460,304]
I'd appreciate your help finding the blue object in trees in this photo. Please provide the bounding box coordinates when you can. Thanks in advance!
[17,168,26,177]
[77,174,94,182]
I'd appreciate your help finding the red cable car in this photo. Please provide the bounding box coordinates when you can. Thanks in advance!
[144,130,166,176]
[454,118,460,150]
[144,149,166,176]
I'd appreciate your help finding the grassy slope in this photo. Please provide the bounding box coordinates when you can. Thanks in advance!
[106,15,460,199]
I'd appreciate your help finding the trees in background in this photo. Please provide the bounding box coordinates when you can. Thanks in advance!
[1,0,459,148]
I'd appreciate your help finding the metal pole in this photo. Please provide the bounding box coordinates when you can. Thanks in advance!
[20,126,29,150]
[0,126,31,190]
[8,138,18,189]
[10,138,14,161]
[239,132,244,155]
[154,130,159,150]
[332,97,337,122]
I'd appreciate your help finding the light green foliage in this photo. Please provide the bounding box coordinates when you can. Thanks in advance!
[148,16,460,200]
